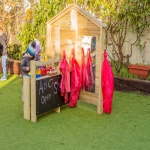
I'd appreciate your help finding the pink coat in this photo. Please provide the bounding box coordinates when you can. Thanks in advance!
[59,51,70,103]
[70,49,81,107]
[87,48,94,91]
[81,48,89,90]
[102,50,114,114]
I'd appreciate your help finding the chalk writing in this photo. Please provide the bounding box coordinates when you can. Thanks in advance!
[39,80,59,96]
[48,79,53,88]
[39,80,44,95]
[38,78,61,104]
[41,94,51,105]
[36,75,65,115]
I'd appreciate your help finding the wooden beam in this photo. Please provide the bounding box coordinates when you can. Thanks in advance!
[35,59,59,66]
[97,27,104,114]
[30,60,37,122]
[23,76,31,120]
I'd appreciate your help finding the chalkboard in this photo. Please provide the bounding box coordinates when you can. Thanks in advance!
[36,75,65,115]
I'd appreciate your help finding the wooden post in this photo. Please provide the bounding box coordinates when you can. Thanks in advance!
[97,26,104,114]
[46,24,52,58]
[30,60,37,122]
[23,76,31,120]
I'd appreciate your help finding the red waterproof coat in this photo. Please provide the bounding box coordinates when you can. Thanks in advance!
[70,49,81,107]
[87,48,94,91]
[81,48,89,90]
[59,51,70,103]
[102,50,114,114]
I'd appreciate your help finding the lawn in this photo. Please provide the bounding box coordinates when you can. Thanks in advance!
[0,75,150,150]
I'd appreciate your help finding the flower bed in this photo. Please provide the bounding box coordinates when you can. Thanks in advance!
[114,76,150,95]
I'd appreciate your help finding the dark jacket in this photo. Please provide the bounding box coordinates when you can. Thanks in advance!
[0,33,7,56]
[20,53,33,76]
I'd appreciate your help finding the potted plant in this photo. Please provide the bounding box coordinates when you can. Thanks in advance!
[128,64,150,79]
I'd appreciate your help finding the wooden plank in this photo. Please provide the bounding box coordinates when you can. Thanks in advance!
[80,90,98,97]
[46,24,52,58]
[53,12,70,27]
[30,60,37,122]
[47,5,106,28]
[78,32,100,37]
[97,27,104,115]
[60,38,76,46]
[23,76,31,120]
[79,94,99,105]
[35,59,59,66]
[60,46,74,59]
[54,26,60,59]
[47,6,72,24]
[54,107,60,113]
[80,99,98,105]
[73,5,107,28]
[78,14,100,30]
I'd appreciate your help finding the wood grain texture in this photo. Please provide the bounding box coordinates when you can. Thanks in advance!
[23,76,31,120]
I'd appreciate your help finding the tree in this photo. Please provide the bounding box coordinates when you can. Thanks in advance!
[1,0,150,64]
[77,0,150,74]
[0,0,24,42]
[97,0,150,74]
[18,0,74,59]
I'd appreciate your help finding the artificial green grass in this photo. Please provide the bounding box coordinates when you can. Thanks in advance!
[0,75,150,150]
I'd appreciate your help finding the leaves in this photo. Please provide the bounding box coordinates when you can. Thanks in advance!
[2,0,150,64]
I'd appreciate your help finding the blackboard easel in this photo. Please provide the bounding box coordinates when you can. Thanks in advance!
[23,59,65,122]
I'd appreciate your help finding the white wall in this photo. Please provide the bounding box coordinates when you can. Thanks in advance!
[107,27,150,65]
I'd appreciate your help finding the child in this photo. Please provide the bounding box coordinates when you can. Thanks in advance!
[35,44,42,61]
[20,41,36,76]
[34,39,42,61]
[20,41,36,102]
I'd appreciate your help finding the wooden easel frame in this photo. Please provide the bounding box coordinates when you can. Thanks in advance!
[23,59,60,122]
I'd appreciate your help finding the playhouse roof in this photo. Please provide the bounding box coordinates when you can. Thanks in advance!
[47,4,107,28]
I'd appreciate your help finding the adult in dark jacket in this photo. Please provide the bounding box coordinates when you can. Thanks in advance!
[0,27,7,81]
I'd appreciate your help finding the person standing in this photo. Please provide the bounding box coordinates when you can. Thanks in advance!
[0,27,7,81]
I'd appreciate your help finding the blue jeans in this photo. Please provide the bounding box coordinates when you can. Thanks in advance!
[2,55,7,74]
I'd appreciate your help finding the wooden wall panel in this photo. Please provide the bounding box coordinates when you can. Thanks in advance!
[60,44,75,59]
[78,30,100,37]
[79,93,99,105]
[78,14,99,29]
[60,31,76,45]
[53,12,71,29]
[78,13,100,36]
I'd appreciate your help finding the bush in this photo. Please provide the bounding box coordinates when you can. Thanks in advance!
[8,44,22,60]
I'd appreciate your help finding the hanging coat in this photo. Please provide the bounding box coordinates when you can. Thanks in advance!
[59,50,70,103]
[81,48,89,90]
[87,48,94,91]
[102,50,114,114]
[70,49,81,107]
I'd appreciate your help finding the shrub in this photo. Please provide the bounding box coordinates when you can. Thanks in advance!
[8,44,22,60]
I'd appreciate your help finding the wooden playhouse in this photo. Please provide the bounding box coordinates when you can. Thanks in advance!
[46,4,107,114]
[23,4,107,122]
